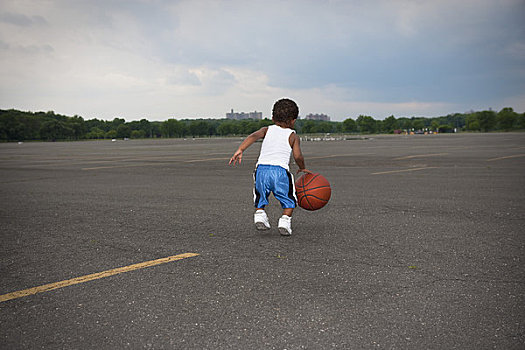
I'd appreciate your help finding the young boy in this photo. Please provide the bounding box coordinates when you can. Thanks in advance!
[229,98,310,236]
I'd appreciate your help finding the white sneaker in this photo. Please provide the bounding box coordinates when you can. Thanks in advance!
[254,210,270,230]
[278,215,292,236]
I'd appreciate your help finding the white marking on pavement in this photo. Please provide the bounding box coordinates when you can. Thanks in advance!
[371,167,438,175]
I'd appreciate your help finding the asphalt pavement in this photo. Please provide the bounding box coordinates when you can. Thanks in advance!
[0,133,524,349]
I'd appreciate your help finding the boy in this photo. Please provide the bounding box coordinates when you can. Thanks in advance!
[229,98,310,236]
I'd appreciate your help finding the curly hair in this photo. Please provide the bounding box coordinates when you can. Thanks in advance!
[272,98,299,124]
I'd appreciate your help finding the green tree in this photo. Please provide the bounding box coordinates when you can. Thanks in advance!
[438,124,454,133]
[465,113,480,131]
[237,120,259,135]
[85,118,106,132]
[86,127,105,139]
[518,113,525,129]
[151,122,163,138]
[40,120,73,140]
[0,117,7,140]
[162,119,186,138]
[139,119,152,138]
[68,116,86,139]
[131,130,146,139]
[106,130,117,139]
[116,124,131,138]
[301,120,316,134]
[9,121,29,140]
[382,115,398,133]
[312,121,334,133]
[356,115,377,134]
[111,117,125,129]
[412,119,425,131]
[258,119,273,129]
[334,122,343,133]
[476,110,497,132]
[497,107,518,131]
[217,120,239,136]
[189,120,212,137]
[397,117,412,131]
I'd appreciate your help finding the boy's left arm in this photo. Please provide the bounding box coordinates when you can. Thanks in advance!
[290,133,311,174]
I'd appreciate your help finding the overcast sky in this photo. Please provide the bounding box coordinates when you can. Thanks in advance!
[1,0,524,121]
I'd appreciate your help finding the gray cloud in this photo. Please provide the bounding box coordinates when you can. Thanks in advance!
[0,39,9,50]
[166,68,201,86]
[8,43,54,54]
[0,12,47,26]
[0,0,523,120]
[137,0,525,105]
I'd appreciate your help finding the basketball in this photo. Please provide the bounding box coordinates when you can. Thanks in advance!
[295,172,331,211]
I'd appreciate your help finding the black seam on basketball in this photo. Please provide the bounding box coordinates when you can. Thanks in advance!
[304,194,329,202]
[304,193,314,209]
[299,196,307,208]
[303,174,320,187]
[302,185,330,191]
[296,177,305,197]
[301,196,310,207]
[296,186,329,202]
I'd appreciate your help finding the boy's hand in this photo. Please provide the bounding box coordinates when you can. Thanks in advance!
[297,168,312,174]
[229,149,243,165]
[228,127,268,166]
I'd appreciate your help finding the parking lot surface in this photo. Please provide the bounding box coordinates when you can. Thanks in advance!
[1,133,524,349]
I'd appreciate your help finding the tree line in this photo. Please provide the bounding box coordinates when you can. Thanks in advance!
[0,107,523,142]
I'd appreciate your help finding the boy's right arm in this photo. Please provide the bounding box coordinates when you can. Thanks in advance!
[229,127,268,165]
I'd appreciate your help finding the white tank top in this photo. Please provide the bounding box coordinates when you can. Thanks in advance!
[256,125,295,170]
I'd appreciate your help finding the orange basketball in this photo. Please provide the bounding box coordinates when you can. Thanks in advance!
[295,172,331,211]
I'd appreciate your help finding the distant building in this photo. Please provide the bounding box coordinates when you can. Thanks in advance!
[226,109,262,120]
[304,113,330,121]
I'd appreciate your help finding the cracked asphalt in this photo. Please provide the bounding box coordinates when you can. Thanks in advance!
[1,133,524,349]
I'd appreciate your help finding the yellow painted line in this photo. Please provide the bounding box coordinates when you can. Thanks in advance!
[393,153,448,160]
[0,253,199,303]
[486,154,525,162]
[372,167,438,175]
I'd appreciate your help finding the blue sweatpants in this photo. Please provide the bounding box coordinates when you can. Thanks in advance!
[253,164,296,209]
